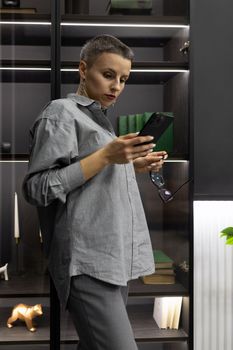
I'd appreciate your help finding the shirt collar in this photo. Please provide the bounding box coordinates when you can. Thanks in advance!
[67,93,109,115]
[67,93,100,108]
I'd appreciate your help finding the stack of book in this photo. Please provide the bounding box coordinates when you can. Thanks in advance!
[141,250,175,284]
[0,8,36,13]
[153,296,183,329]
[118,112,174,153]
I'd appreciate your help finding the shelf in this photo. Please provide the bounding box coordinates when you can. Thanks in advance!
[61,14,189,29]
[0,14,189,47]
[0,305,188,344]
[0,59,51,82]
[0,274,188,299]
[0,60,188,69]
[0,154,29,161]
[0,15,51,46]
[0,155,189,162]
[62,62,188,85]
[61,61,188,70]
[0,60,188,84]
[0,14,50,21]
[61,304,188,343]
[0,275,49,298]
[61,15,189,48]
[129,279,188,297]
[0,307,50,345]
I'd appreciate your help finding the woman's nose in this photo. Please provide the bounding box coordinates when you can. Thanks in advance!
[111,79,121,91]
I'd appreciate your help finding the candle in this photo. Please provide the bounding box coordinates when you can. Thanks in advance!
[14,192,20,241]
[39,229,43,244]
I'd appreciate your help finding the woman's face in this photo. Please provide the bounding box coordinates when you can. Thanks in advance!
[79,52,131,108]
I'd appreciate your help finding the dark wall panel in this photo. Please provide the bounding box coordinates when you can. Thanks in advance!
[191,0,233,198]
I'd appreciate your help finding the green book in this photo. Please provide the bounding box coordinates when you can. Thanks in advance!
[127,114,137,133]
[118,115,128,136]
[153,250,174,269]
[135,113,144,132]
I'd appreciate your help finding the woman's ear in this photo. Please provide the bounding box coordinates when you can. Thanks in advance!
[79,60,87,80]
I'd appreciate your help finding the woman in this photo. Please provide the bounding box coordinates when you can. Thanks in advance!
[23,35,167,350]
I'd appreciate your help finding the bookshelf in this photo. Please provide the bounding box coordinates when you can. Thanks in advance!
[0,0,192,349]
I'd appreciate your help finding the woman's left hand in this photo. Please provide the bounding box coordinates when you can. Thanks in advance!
[133,151,168,173]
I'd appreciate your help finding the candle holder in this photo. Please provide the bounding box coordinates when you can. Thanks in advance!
[2,0,20,8]
[1,142,11,153]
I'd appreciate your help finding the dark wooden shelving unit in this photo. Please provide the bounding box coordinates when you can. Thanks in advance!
[0,0,192,348]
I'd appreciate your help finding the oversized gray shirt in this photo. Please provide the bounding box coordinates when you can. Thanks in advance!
[22,93,155,307]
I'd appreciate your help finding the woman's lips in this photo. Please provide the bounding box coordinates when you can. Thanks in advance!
[105,94,116,101]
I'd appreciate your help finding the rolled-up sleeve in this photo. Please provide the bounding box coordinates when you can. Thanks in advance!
[23,115,86,207]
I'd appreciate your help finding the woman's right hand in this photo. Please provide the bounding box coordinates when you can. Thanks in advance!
[101,133,155,165]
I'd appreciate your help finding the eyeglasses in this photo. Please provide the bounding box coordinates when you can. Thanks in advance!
[149,171,192,203]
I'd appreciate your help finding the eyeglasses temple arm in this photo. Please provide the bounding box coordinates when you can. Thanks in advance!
[170,178,193,198]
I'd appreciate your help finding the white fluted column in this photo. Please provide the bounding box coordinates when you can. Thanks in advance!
[194,201,233,350]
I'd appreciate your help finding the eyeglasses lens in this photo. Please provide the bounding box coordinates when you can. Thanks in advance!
[158,188,173,203]
[150,172,165,188]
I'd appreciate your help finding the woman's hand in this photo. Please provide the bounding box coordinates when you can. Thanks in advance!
[101,133,156,165]
[133,151,168,173]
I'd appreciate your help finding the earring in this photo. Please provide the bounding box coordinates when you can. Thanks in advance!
[78,79,87,97]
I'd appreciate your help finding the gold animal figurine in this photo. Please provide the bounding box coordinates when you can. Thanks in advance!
[7,303,43,332]
[0,263,8,280]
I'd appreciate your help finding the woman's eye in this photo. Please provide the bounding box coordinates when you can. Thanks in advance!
[103,72,113,79]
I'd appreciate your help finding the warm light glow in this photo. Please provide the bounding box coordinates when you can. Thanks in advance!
[165,159,189,163]
[61,68,189,73]
[0,21,50,25]
[0,161,28,163]
[61,22,189,29]
[131,69,189,73]
[0,67,51,71]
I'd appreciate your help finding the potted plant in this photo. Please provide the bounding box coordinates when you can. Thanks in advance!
[220,227,233,245]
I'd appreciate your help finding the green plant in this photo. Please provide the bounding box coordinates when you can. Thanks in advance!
[220,227,233,245]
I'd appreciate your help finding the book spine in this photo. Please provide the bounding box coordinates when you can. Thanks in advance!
[135,113,144,132]
[127,114,136,133]
[118,115,128,136]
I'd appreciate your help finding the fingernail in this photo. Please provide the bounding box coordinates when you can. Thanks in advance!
[151,143,156,147]
[148,136,154,140]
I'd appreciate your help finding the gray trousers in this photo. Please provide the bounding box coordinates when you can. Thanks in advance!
[67,274,138,350]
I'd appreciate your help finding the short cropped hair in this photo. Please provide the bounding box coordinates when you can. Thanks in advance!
[80,34,134,67]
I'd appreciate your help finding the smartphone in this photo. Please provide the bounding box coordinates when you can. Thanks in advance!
[137,112,173,145]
